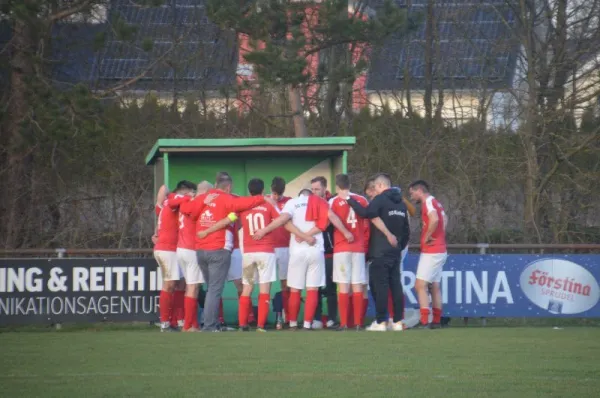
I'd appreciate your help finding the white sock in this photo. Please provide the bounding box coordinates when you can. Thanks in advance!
[289,321,297,327]
[303,321,312,329]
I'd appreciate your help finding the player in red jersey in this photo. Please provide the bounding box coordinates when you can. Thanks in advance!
[408,180,448,329]
[329,174,370,331]
[179,172,270,332]
[153,180,196,332]
[269,177,292,329]
[237,178,282,332]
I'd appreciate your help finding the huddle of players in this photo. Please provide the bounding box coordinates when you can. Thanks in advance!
[152,172,447,332]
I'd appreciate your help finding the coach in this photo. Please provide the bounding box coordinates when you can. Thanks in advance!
[338,173,409,332]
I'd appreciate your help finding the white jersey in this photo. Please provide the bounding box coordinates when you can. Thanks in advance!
[281,195,325,252]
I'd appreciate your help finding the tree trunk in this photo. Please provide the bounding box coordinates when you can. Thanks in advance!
[289,85,308,137]
[3,17,35,248]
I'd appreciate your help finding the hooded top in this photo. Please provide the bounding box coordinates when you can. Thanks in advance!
[347,188,410,259]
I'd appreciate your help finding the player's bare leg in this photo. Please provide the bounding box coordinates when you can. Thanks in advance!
[430,282,442,329]
[256,282,271,332]
[415,278,432,327]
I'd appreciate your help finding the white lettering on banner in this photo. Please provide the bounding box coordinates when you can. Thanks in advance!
[0,295,159,316]
[71,267,146,292]
[73,267,89,291]
[402,270,513,305]
[113,267,127,291]
[0,267,45,293]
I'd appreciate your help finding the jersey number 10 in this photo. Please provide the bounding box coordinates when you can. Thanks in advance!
[246,213,266,235]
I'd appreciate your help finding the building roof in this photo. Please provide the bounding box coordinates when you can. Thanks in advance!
[1,0,236,93]
[366,0,519,91]
[145,137,357,165]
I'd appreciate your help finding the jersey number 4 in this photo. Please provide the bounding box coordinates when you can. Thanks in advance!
[346,209,357,229]
[245,213,266,235]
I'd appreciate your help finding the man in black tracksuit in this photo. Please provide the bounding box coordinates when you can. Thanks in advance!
[341,173,409,331]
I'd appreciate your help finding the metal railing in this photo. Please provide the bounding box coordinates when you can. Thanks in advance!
[1,244,599,258]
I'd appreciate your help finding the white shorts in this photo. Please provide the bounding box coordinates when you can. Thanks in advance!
[153,250,182,282]
[333,252,366,284]
[287,247,325,290]
[228,249,242,281]
[176,248,203,284]
[242,252,277,286]
[416,252,448,283]
[274,247,290,280]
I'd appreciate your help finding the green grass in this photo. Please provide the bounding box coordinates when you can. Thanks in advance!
[2,328,600,397]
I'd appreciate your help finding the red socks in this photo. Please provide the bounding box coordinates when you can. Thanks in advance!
[420,308,430,325]
[304,290,319,324]
[288,291,301,323]
[348,298,355,327]
[159,290,173,323]
[170,290,184,327]
[238,296,251,327]
[183,296,198,330]
[387,289,394,319]
[282,288,290,321]
[258,293,270,328]
[352,293,363,328]
[338,292,350,327]
[433,307,442,324]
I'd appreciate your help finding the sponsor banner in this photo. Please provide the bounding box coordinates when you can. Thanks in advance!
[0,259,162,325]
[399,254,600,317]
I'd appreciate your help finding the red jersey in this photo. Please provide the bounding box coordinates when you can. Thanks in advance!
[421,195,447,254]
[180,189,265,251]
[154,193,186,252]
[272,196,291,248]
[329,194,369,253]
[240,202,280,253]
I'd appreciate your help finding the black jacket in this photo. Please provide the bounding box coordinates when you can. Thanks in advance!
[323,193,335,256]
[347,188,410,259]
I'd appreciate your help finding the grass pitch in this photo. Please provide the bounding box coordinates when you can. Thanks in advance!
[2,327,600,397]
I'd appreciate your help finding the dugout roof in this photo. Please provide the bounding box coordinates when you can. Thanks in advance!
[145,137,356,165]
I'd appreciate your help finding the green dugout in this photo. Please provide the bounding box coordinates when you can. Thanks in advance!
[145,137,355,322]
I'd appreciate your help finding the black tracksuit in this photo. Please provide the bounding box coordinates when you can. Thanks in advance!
[315,198,337,323]
[348,188,410,324]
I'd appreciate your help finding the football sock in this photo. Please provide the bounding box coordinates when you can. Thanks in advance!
[353,293,364,327]
[159,290,173,324]
[289,291,301,324]
[420,308,430,325]
[238,296,251,327]
[282,288,290,322]
[338,292,349,327]
[348,296,355,327]
[258,293,270,328]
[183,296,198,330]
[304,290,319,325]
[171,290,184,327]
[433,307,442,324]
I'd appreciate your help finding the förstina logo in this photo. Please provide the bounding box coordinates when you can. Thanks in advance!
[519,259,600,314]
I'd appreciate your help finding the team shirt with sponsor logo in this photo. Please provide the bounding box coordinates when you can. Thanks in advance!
[329,194,370,253]
[240,202,281,253]
[271,196,292,249]
[281,195,325,252]
[421,195,447,254]
[179,189,265,251]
